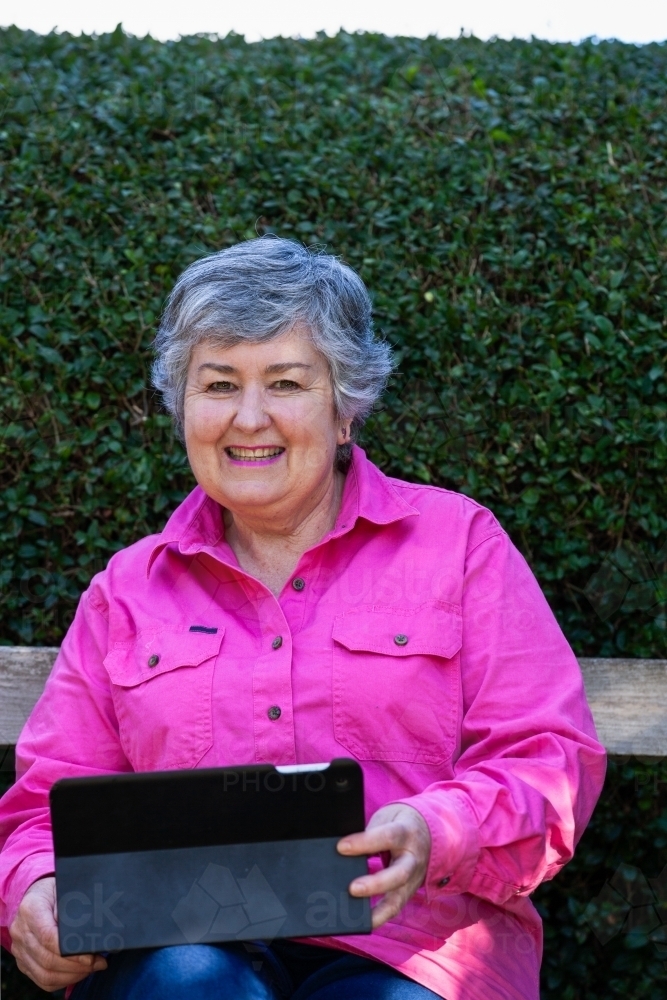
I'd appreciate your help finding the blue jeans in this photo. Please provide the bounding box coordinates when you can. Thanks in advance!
[70,940,441,999]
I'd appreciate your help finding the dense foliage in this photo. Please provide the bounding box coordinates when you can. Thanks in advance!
[1,25,667,999]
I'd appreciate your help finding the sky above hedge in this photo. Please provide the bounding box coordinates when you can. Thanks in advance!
[2,1,667,45]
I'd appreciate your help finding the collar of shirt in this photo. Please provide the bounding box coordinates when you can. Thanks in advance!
[145,445,419,579]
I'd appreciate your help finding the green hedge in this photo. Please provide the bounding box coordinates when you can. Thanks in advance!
[1,26,667,999]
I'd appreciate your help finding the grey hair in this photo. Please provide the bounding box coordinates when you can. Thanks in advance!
[151,237,394,460]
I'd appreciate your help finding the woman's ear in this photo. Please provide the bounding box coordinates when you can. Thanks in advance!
[338,422,352,444]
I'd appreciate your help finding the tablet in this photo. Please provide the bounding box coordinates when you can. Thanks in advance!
[50,758,371,956]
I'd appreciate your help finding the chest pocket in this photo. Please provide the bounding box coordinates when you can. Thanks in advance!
[332,603,461,765]
[104,628,224,771]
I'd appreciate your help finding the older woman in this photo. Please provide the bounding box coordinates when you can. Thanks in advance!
[0,238,605,1000]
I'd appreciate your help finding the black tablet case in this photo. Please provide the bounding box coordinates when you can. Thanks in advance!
[50,758,371,955]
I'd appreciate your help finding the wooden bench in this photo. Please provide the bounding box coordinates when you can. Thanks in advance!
[1,647,666,758]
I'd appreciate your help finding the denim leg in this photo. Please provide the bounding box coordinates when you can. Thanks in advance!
[70,944,279,1000]
[292,957,442,1000]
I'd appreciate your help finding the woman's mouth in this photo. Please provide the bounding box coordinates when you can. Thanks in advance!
[225,446,285,466]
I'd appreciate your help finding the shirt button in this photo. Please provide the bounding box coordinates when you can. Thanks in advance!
[147,654,160,667]
[272,636,283,650]
[394,634,409,646]
[438,876,450,887]
[292,577,306,591]
[267,705,282,721]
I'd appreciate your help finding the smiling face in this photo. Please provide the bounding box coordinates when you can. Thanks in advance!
[182,326,351,526]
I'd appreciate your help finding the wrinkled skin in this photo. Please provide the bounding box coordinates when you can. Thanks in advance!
[338,803,432,928]
[10,877,107,991]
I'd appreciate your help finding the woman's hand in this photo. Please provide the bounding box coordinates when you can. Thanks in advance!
[337,803,431,928]
[9,877,107,992]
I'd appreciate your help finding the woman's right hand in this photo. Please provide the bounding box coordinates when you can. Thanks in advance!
[9,876,107,992]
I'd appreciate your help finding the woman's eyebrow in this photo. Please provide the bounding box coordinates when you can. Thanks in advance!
[264,362,313,374]
[196,361,313,376]
[197,363,237,374]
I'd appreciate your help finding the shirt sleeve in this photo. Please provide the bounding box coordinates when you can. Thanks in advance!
[0,583,131,933]
[398,529,607,905]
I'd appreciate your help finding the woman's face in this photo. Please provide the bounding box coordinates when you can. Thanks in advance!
[183,326,350,520]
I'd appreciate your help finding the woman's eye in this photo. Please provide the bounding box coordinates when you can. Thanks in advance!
[208,381,235,392]
[272,379,300,390]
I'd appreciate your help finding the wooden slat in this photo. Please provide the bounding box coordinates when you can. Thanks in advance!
[0,647,58,745]
[579,658,667,758]
[1,649,666,756]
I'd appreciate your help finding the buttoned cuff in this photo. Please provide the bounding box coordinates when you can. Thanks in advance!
[2,852,55,935]
[396,789,480,903]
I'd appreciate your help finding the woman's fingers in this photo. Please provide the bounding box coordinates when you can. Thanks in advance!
[338,821,407,858]
[14,937,103,990]
[14,941,104,994]
[15,959,98,994]
[349,849,415,897]
[19,928,97,975]
[338,804,432,929]
[370,887,413,928]
[10,876,107,992]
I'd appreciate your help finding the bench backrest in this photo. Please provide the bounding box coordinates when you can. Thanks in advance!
[1,648,666,757]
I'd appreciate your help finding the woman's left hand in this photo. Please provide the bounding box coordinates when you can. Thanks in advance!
[337,803,432,928]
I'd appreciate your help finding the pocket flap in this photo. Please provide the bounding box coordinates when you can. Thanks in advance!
[104,628,225,688]
[332,602,461,659]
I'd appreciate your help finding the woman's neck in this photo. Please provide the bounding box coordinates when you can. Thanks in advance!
[223,469,345,596]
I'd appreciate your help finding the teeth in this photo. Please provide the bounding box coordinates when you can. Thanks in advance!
[227,447,284,460]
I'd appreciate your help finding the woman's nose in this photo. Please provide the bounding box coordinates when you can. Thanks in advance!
[231,386,272,433]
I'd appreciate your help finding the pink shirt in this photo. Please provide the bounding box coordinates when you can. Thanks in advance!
[0,446,605,1000]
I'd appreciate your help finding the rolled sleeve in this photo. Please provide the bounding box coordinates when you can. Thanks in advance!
[1,855,55,934]
[398,788,480,901]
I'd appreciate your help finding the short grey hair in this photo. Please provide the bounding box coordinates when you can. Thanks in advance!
[152,237,394,459]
